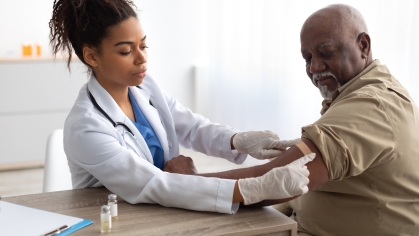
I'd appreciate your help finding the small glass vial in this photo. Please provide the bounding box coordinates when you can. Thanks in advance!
[108,194,118,219]
[101,205,111,233]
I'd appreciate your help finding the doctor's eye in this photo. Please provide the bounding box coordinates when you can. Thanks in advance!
[120,50,132,55]
[140,46,148,50]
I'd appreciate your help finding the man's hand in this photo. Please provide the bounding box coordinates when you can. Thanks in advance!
[237,153,315,205]
[163,155,198,175]
[233,131,300,159]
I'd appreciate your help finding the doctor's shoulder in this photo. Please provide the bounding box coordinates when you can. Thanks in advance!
[64,108,125,161]
[65,101,119,139]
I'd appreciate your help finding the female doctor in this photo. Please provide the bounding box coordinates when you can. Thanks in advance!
[49,0,313,213]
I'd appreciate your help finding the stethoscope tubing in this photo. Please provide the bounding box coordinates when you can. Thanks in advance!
[88,91,135,136]
[87,87,154,163]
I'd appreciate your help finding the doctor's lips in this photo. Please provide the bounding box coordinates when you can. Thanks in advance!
[312,72,336,86]
[133,68,147,77]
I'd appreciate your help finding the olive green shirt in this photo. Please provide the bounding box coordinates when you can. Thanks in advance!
[290,60,419,236]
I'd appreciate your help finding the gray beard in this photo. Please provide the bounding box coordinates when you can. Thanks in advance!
[318,82,341,100]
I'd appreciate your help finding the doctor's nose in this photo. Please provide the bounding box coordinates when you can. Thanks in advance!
[134,49,147,65]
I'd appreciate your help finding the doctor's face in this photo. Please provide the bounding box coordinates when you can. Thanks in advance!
[90,17,148,89]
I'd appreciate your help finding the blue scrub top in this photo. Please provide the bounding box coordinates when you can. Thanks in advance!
[128,89,165,170]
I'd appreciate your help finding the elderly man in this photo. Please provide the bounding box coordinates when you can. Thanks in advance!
[165,4,419,235]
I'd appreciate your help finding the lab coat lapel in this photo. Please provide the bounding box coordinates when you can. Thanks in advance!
[87,76,153,162]
[129,86,170,161]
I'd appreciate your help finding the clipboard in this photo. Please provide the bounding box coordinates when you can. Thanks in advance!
[0,201,93,236]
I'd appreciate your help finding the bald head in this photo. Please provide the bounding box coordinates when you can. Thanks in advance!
[303,4,368,41]
[300,4,372,100]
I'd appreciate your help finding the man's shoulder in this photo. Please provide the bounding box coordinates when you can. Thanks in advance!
[340,71,413,109]
[335,68,407,107]
[353,62,411,100]
[319,80,393,127]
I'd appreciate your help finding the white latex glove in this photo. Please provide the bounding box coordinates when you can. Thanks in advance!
[233,130,282,159]
[238,153,315,205]
[233,131,301,159]
[278,138,302,149]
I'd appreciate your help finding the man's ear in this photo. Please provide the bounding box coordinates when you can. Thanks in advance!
[83,46,99,68]
[357,32,371,59]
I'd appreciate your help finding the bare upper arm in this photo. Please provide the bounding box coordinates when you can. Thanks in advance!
[201,137,329,190]
[241,137,329,189]
[241,138,329,207]
[304,137,329,189]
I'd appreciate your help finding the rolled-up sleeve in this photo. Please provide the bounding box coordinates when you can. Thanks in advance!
[301,91,396,180]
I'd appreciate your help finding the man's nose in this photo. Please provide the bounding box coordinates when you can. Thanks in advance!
[309,57,326,74]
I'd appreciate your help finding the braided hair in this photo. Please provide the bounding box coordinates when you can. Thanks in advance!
[49,0,137,70]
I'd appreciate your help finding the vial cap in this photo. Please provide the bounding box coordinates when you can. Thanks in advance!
[101,205,111,212]
[108,194,117,200]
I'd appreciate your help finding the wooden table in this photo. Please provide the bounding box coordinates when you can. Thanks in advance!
[3,188,297,235]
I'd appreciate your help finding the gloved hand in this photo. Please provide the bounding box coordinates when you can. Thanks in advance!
[238,153,315,205]
[278,138,302,148]
[268,138,302,161]
[233,130,300,159]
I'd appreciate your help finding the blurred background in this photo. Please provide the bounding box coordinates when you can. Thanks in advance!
[0,0,418,195]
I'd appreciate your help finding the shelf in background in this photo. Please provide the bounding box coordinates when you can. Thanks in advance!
[0,160,44,172]
[0,55,78,63]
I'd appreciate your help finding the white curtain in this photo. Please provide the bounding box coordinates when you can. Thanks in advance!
[195,0,419,139]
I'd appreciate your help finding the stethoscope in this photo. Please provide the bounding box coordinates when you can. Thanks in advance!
[88,86,155,162]
[88,86,154,136]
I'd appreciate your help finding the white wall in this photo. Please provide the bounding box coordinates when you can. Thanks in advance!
[137,0,209,109]
[411,1,419,104]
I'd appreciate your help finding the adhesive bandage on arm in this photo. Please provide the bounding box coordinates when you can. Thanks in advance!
[295,142,312,155]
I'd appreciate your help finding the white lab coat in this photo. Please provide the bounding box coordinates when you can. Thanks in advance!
[63,74,247,214]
